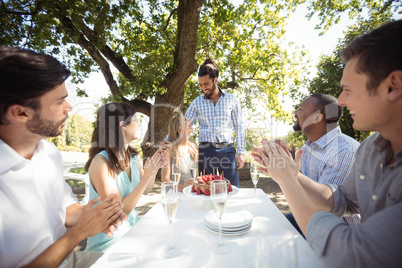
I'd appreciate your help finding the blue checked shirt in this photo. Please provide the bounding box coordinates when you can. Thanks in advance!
[300,126,361,226]
[185,90,245,155]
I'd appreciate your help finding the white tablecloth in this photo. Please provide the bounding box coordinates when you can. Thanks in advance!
[91,188,325,268]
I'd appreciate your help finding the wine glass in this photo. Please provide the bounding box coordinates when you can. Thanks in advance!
[250,162,260,198]
[160,182,180,258]
[189,165,197,184]
[190,167,197,178]
[171,164,181,184]
[210,180,230,254]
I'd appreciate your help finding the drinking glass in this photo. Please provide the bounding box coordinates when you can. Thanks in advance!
[250,162,260,198]
[160,182,180,258]
[190,167,197,179]
[171,164,181,184]
[210,180,230,254]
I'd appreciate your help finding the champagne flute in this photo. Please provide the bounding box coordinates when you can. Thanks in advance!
[171,164,181,184]
[211,180,230,254]
[190,167,197,179]
[190,166,197,186]
[250,162,260,198]
[161,182,180,258]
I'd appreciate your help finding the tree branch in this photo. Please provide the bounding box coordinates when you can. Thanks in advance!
[59,15,121,98]
[162,8,177,32]
[69,13,136,83]
[124,98,152,116]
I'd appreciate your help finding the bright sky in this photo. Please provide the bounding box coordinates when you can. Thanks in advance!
[67,3,353,138]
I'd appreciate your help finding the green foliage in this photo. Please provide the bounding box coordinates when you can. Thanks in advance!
[65,114,94,148]
[0,0,310,126]
[307,14,393,142]
[69,168,86,175]
[283,130,307,150]
[245,128,271,151]
[306,0,401,34]
[46,114,93,150]
[195,0,310,122]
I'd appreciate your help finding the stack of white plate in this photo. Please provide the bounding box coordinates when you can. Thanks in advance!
[204,210,253,236]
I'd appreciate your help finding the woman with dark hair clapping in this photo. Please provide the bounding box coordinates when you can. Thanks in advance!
[85,102,167,252]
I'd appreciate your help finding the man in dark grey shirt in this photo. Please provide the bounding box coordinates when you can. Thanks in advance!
[252,19,402,267]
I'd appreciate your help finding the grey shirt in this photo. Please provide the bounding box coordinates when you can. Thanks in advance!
[306,132,402,267]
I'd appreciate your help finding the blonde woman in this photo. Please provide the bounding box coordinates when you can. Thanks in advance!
[161,115,198,192]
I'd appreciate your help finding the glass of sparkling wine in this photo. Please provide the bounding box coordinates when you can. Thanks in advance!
[161,182,180,258]
[190,167,197,180]
[211,180,230,254]
[250,162,260,198]
[171,164,181,184]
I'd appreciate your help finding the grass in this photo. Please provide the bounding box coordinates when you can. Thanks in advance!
[70,167,86,174]
[65,167,86,190]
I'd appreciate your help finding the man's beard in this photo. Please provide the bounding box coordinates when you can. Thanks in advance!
[26,111,67,137]
[293,117,301,131]
[203,83,216,99]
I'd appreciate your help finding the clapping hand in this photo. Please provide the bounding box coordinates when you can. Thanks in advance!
[143,148,169,177]
[159,140,171,151]
[251,139,303,184]
[75,193,127,239]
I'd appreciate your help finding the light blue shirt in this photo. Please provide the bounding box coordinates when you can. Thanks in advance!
[85,151,141,252]
[185,89,246,154]
[301,126,360,226]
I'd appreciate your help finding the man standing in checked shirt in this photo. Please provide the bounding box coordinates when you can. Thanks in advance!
[186,59,246,187]
[184,59,245,187]
[286,93,360,235]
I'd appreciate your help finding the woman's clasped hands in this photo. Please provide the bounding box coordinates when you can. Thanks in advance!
[143,148,169,177]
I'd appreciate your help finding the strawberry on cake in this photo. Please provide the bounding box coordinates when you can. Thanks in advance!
[191,174,233,196]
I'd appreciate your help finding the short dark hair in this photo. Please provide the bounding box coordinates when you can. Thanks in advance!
[198,58,219,79]
[310,93,342,124]
[0,46,71,124]
[341,19,402,92]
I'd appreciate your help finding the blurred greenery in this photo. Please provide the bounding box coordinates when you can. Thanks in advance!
[65,179,85,191]
[46,114,93,151]
[70,168,86,175]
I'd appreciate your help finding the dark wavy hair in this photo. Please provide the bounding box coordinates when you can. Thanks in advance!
[85,102,138,177]
[341,19,402,92]
[198,58,219,79]
[0,46,71,124]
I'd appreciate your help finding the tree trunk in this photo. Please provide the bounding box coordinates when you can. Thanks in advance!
[141,0,204,159]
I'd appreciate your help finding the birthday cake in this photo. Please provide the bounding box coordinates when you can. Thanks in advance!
[191,174,233,196]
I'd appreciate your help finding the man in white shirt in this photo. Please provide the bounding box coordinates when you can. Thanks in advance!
[0,46,127,268]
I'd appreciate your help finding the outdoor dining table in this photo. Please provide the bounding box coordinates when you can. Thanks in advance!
[91,188,325,268]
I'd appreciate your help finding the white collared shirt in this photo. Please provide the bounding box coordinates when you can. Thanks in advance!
[0,139,77,268]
